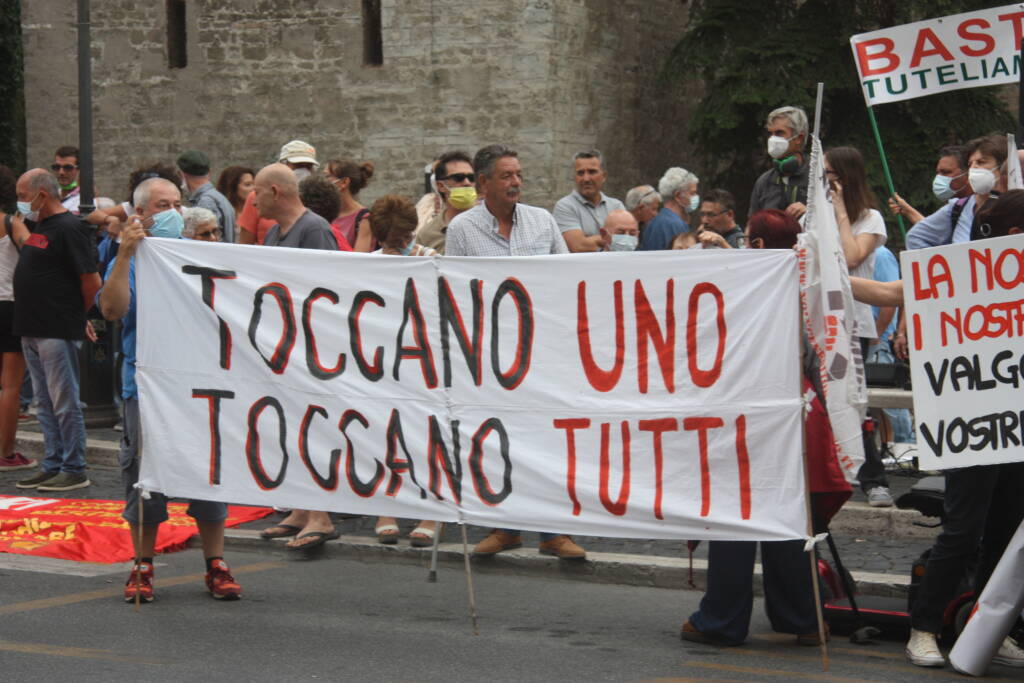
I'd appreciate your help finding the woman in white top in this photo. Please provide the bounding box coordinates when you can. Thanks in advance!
[826,146,891,503]
[0,165,32,471]
[825,146,887,342]
[368,194,438,546]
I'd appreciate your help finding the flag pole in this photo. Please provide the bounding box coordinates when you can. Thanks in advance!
[866,106,906,241]
[1018,39,1023,146]
[813,83,824,138]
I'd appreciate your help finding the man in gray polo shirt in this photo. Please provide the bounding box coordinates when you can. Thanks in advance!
[253,163,338,250]
[552,149,626,253]
[178,149,236,243]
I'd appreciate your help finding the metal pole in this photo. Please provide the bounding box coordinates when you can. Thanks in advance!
[813,83,824,139]
[428,522,443,582]
[865,106,906,240]
[76,0,119,428]
[76,0,94,216]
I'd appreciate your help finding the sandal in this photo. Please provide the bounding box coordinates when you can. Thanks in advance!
[375,523,399,545]
[259,523,302,539]
[408,525,437,548]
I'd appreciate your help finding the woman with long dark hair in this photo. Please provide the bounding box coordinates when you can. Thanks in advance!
[324,159,375,252]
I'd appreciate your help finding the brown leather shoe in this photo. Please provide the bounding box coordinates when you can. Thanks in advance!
[680,619,711,644]
[538,534,586,559]
[472,530,522,556]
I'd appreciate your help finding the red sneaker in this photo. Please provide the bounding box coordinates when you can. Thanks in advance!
[205,559,242,600]
[0,453,36,471]
[124,562,154,603]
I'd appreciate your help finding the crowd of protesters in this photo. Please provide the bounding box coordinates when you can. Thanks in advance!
[1,102,1022,668]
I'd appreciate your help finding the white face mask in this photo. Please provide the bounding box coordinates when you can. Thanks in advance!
[968,167,997,196]
[767,135,792,159]
[293,167,312,181]
[688,194,700,212]
[608,233,638,252]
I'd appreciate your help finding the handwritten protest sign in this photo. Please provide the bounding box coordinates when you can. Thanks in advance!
[901,234,1024,469]
[850,4,1024,106]
[136,240,808,541]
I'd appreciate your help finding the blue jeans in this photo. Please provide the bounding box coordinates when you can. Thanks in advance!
[22,337,87,475]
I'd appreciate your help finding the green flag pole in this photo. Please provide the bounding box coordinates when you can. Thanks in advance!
[865,105,906,240]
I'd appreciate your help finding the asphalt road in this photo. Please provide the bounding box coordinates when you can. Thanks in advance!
[1,545,1020,682]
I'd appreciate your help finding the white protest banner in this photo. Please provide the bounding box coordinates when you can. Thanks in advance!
[135,240,808,541]
[850,5,1024,106]
[901,233,1024,470]
[1009,133,1023,190]
[798,135,867,483]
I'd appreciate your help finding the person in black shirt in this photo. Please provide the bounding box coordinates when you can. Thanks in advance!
[12,169,100,492]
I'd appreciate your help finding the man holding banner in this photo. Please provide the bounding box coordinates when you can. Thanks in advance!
[99,177,242,603]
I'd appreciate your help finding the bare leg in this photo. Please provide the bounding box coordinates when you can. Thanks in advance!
[196,520,225,559]
[0,351,25,457]
[128,522,159,559]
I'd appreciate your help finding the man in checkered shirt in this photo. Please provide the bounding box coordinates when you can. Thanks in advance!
[445,144,569,257]
[446,144,584,560]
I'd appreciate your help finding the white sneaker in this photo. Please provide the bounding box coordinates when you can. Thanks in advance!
[993,636,1024,667]
[867,486,894,507]
[906,629,945,667]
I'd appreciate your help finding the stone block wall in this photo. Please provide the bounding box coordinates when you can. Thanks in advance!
[22,0,696,210]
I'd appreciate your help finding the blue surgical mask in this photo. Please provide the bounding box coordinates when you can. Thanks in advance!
[149,208,184,238]
[609,234,638,252]
[17,193,39,221]
[398,239,415,256]
[689,194,700,212]
[931,174,955,201]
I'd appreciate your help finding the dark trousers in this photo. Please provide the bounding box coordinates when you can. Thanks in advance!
[910,462,1024,633]
[856,338,889,492]
[688,540,818,645]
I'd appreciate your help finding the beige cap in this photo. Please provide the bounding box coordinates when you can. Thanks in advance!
[278,140,319,167]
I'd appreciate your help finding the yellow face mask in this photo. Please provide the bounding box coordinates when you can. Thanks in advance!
[448,186,477,210]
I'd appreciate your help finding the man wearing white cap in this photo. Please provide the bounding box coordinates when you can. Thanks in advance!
[239,140,319,244]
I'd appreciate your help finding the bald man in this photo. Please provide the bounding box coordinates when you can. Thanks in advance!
[254,163,337,250]
[599,208,640,251]
[13,169,100,492]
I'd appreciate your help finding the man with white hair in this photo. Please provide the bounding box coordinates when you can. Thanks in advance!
[12,169,100,492]
[99,177,243,603]
[638,167,699,250]
[624,185,660,229]
[750,105,810,218]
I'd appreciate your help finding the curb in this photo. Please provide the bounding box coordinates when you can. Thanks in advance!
[16,435,941,543]
[217,529,910,599]
[17,432,121,468]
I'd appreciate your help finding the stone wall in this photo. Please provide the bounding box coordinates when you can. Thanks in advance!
[21,0,695,209]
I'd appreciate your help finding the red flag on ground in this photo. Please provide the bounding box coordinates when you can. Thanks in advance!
[0,495,272,563]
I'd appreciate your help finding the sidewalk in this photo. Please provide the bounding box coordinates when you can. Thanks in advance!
[4,421,936,598]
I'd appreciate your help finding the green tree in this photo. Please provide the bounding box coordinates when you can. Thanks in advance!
[664,0,1015,245]
[0,0,26,180]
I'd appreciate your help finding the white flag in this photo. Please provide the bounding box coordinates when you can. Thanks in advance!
[797,136,867,483]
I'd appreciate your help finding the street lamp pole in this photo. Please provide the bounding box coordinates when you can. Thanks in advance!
[76,0,119,428]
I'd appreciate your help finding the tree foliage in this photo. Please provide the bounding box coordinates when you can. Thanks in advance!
[664,0,1015,244]
[0,1,25,179]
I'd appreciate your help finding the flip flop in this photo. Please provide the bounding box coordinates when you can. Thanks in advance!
[286,529,339,551]
[375,523,399,545]
[408,526,437,548]
[259,523,302,539]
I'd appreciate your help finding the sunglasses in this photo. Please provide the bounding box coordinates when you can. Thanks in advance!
[51,164,78,172]
[439,173,475,183]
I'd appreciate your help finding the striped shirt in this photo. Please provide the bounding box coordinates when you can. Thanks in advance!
[445,201,568,257]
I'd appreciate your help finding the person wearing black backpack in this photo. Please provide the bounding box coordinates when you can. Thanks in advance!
[905,135,1009,250]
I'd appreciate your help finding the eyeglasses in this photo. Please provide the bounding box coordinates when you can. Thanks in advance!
[438,173,475,183]
[51,164,78,172]
[698,209,728,218]
[193,228,222,240]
